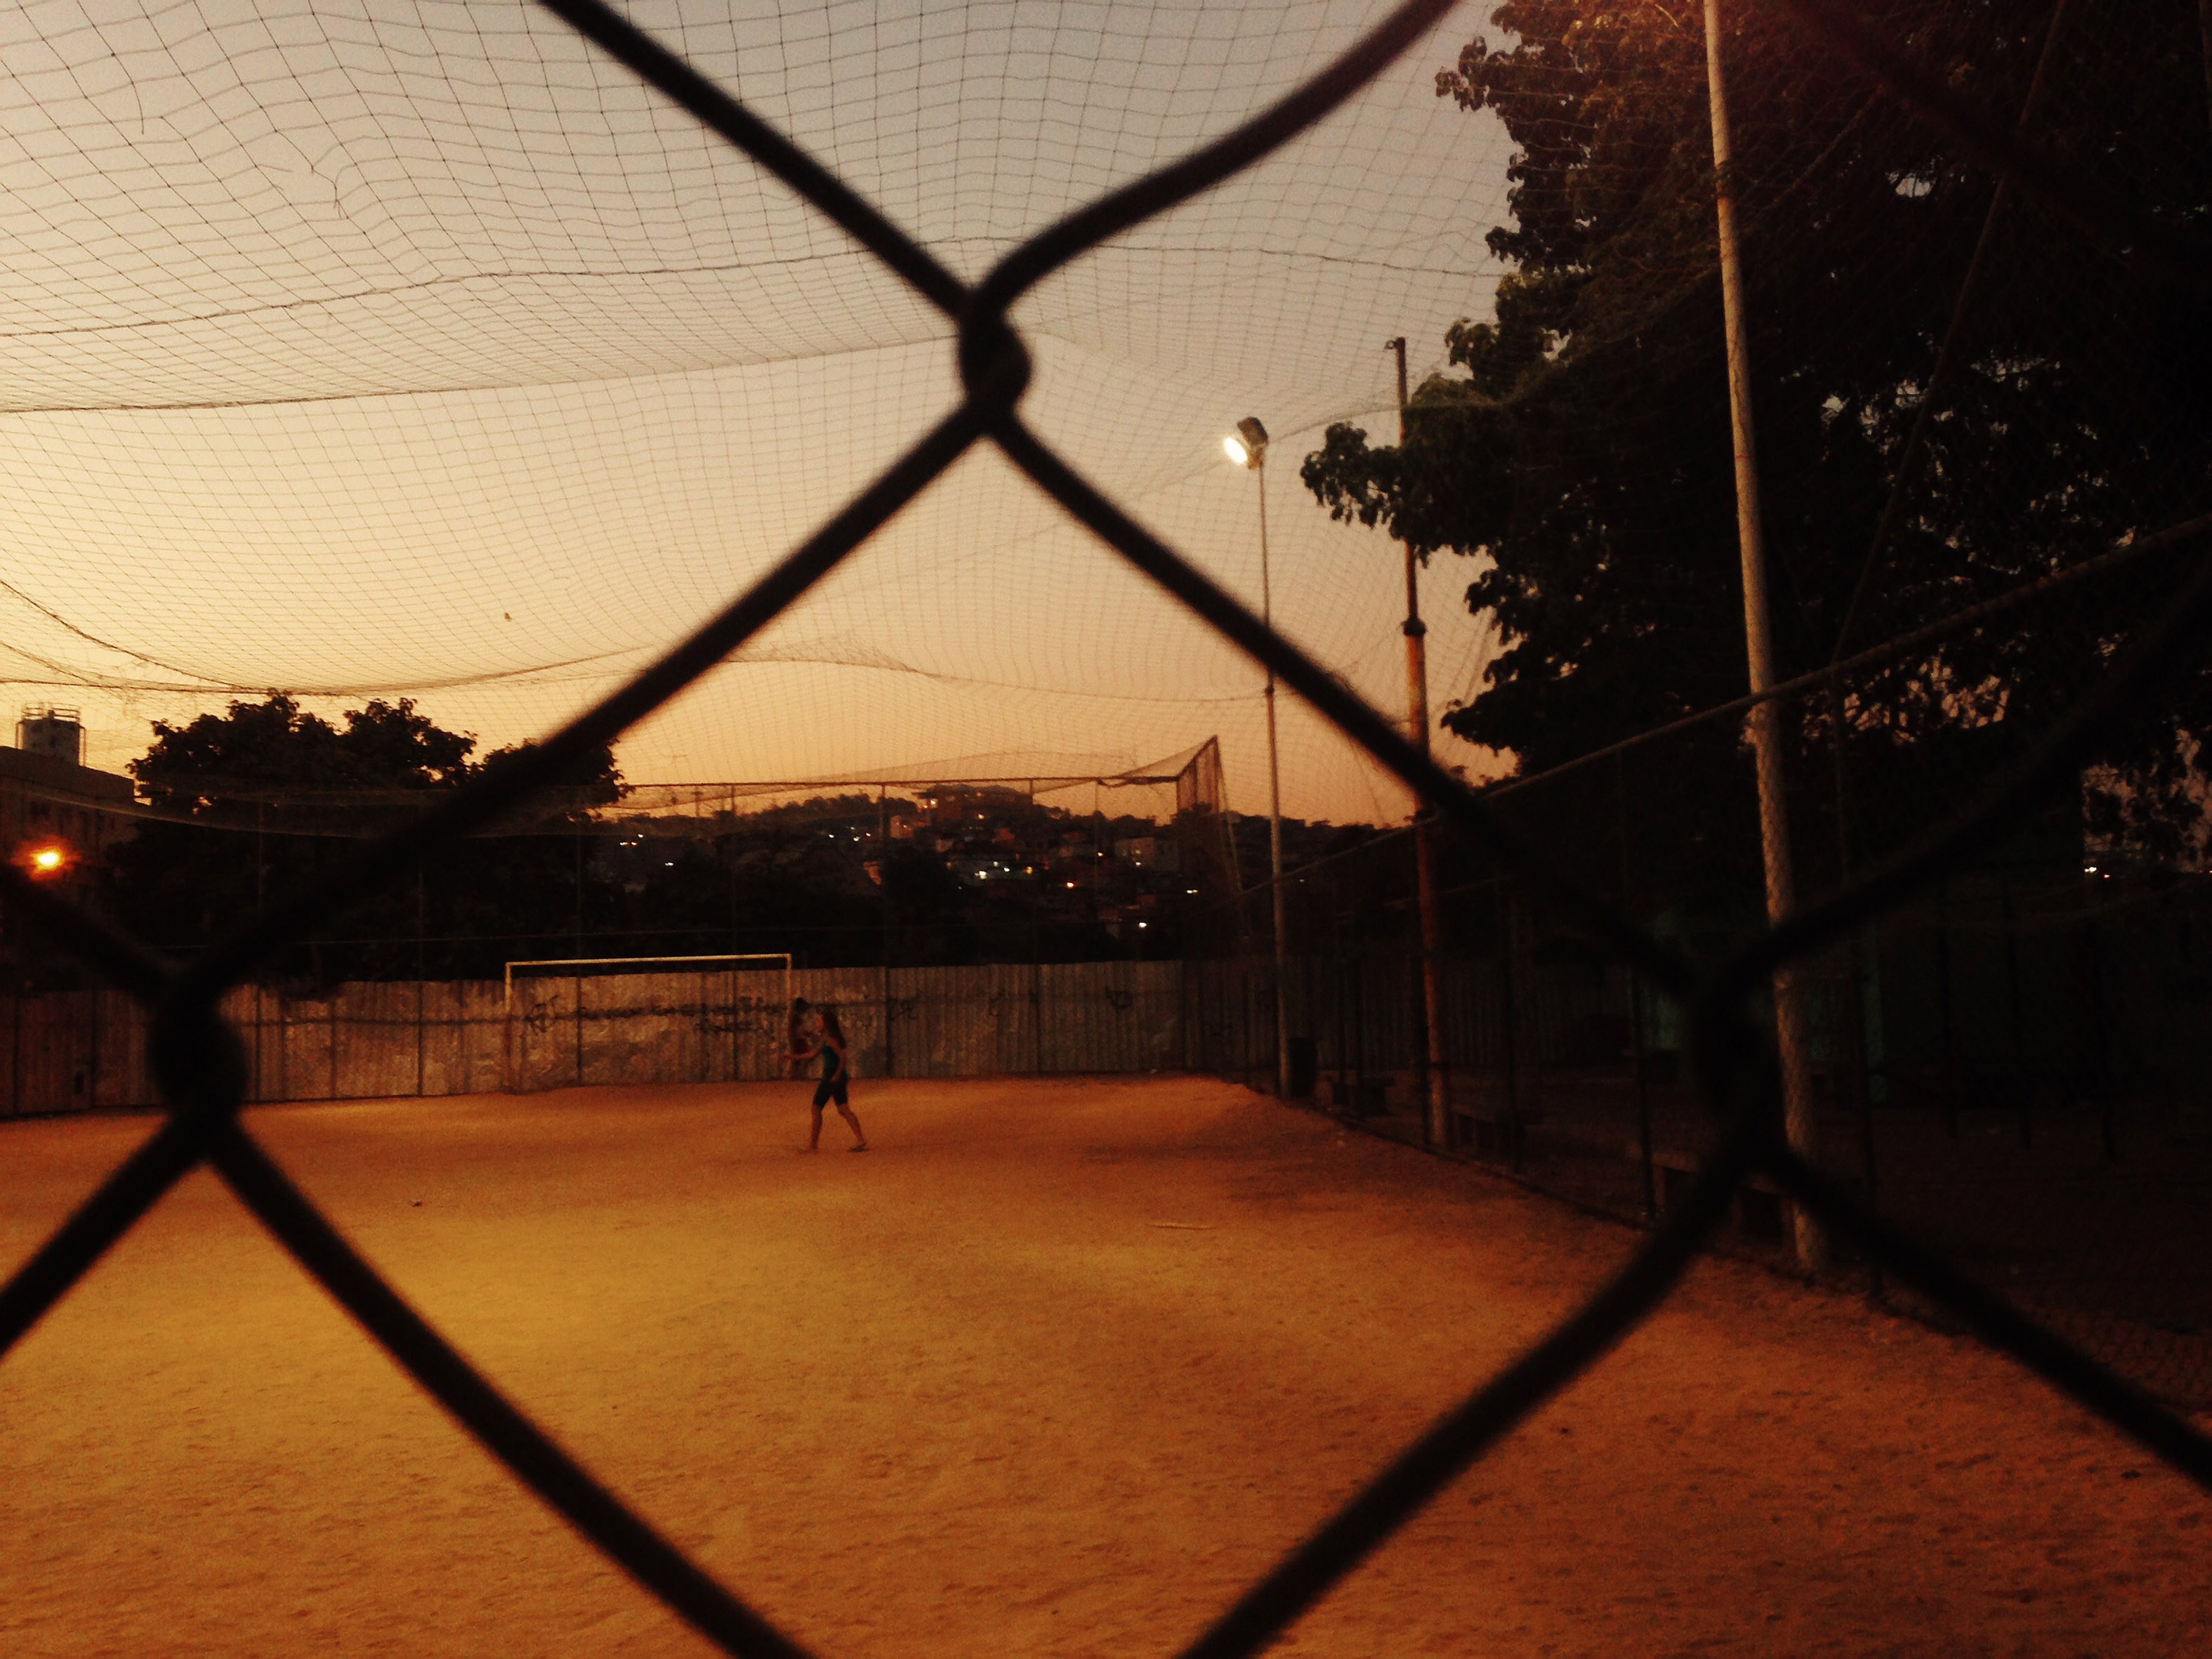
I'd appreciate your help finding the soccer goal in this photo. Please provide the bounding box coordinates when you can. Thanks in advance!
[501,953,794,1093]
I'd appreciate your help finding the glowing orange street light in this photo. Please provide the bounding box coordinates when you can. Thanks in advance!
[25,844,67,876]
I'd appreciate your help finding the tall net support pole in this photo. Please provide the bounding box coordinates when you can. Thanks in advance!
[2202,0,2212,146]
[1704,0,1826,1268]
[1390,336,1451,1149]
[1257,452,1292,1103]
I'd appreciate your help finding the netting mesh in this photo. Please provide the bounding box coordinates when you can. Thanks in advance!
[3,1,2211,1655]
[0,0,1517,827]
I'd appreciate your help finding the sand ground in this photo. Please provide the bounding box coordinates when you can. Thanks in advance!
[0,1075,2205,1658]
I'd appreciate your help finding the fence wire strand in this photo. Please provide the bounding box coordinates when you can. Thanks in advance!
[1,2,2208,1655]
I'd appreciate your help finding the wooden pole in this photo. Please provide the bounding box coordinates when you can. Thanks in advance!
[1705,0,1825,1267]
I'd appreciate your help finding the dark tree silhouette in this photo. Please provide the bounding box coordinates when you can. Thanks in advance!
[1303,1,2211,877]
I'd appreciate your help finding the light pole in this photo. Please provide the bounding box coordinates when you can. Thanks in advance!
[1225,417,1291,1101]
[1705,0,1823,1268]
[1387,337,1451,1149]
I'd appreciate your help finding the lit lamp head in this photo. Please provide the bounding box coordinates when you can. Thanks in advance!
[1222,416,1269,470]
[27,844,65,876]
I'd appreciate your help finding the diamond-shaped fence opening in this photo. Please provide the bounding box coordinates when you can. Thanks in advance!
[1,3,2208,1655]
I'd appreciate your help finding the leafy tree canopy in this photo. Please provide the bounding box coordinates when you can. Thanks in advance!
[132,695,476,812]
[131,695,622,820]
[1303,0,2211,814]
[110,697,624,976]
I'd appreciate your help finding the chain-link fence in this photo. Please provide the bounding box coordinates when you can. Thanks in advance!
[2,2,2210,1655]
[1315,510,2212,1411]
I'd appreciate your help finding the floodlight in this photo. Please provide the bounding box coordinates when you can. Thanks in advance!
[32,848,60,870]
[1223,416,1268,469]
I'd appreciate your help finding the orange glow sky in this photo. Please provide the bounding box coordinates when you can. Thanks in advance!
[0,1,1520,824]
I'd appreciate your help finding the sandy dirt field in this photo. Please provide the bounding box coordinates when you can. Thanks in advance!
[1,1075,2205,1658]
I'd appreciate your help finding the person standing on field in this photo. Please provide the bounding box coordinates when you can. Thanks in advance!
[794,999,867,1152]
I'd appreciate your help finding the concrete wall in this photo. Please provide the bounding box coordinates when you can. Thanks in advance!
[0,962,1191,1115]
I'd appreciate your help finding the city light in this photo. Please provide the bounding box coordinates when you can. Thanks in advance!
[32,848,60,870]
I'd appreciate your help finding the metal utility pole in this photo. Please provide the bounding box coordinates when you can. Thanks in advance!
[1226,417,1293,1101]
[1258,450,1291,1103]
[2202,0,2212,146]
[1388,336,1451,1150]
[1705,0,1826,1268]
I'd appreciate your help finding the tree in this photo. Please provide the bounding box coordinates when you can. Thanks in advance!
[133,694,475,811]
[107,695,625,979]
[1303,1,2212,882]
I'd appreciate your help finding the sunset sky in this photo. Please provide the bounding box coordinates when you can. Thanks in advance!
[0,0,1519,823]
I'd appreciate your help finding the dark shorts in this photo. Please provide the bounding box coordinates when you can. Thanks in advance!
[812,1075,849,1108]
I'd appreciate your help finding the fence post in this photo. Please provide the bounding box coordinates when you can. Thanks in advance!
[1501,886,1523,1172]
[416,865,428,1097]
[2001,874,2030,1148]
[1242,968,1253,1084]
[1630,971,1657,1219]
[1352,941,1369,1109]
[1331,875,1350,1108]
[1852,948,1882,1297]
[880,787,895,1078]
[1826,681,1883,1294]
[2079,919,2116,1161]
[1615,749,1656,1217]
[86,982,100,1112]
[1936,880,1959,1136]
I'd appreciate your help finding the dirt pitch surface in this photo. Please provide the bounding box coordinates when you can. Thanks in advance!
[1,1075,2206,1657]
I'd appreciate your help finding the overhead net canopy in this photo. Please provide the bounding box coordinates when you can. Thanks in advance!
[0,0,1515,825]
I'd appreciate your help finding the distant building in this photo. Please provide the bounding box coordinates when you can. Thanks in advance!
[0,708,134,886]
[1114,834,1178,871]
[18,704,84,766]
